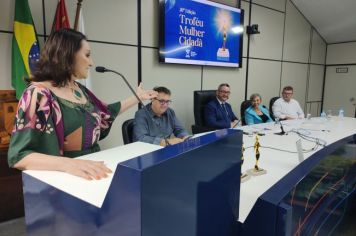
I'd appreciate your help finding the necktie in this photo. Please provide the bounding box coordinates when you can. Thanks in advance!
[221,103,229,116]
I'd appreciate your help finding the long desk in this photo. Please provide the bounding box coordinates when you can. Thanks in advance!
[20,117,355,235]
[237,117,356,235]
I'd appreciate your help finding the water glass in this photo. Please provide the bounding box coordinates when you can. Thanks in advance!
[327,110,332,119]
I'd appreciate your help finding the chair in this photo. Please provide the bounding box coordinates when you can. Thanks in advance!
[122,118,135,145]
[269,96,280,120]
[191,90,217,134]
[240,100,252,125]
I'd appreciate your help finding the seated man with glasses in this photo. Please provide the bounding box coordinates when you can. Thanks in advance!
[272,86,304,120]
[204,83,239,129]
[133,86,190,146]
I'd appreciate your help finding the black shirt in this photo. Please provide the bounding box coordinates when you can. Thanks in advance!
[258,113,269,123]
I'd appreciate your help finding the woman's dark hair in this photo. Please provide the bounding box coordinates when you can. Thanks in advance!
[31,28,87,87]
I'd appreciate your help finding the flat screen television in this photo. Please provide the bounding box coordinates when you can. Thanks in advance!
[159,0,244,68]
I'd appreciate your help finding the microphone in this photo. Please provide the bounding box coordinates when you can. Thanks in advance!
[95,66,107,73]
[95,66,145,107]
[274,118,286,135]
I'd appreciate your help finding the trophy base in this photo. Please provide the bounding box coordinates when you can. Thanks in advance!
[248,168,267,176]
[241,172,251,183]
[217,48,230,61]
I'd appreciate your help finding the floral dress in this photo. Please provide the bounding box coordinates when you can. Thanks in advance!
[7,82,120,167]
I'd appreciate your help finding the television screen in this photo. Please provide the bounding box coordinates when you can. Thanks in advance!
[159,0,244,68]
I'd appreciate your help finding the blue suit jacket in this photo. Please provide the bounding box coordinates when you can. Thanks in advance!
[244,105,273,125]
[204,98,237,129]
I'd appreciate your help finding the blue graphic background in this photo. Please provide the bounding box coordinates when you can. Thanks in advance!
[162,0,243,66]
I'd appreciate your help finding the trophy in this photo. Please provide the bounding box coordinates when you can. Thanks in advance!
[222,24,227,50]
[217,22,230,61]
[240,144,250,182]
[248,135,267,176]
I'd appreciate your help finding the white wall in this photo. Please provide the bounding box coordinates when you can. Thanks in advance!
[326,42,356,65]
[246,0,326,117]
[0,0,327,149]
[324,42,356,117]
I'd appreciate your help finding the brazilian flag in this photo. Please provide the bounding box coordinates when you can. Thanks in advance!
[12,0,40,99]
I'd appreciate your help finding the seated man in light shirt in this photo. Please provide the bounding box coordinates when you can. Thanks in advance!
[133,86,190,147]
[272,86,305,120]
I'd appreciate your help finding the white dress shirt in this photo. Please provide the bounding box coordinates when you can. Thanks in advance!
[272,98,305,119]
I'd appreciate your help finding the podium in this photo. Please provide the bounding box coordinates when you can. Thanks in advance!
[22,129,242,236]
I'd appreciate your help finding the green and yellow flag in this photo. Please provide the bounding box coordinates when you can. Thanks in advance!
[12,0,40,99]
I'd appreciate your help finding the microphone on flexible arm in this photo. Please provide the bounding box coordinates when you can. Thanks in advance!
[274,118,287,135]
[95,66,145,108]
[95,66,173,144]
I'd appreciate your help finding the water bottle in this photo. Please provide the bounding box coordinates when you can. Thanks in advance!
[320,111,327,119]
[338,108,344,119]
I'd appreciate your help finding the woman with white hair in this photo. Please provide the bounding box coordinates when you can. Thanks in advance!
[245,93,273,125]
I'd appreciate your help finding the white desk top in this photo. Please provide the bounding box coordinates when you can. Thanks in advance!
[24,142,162,208]
[236,117,356,222]
[23,117,356,219]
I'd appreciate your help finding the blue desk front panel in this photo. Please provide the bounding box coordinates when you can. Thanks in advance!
[23,129,242,236]
[138,130,242,236]
[23,164,142,236]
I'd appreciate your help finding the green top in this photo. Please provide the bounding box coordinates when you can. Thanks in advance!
[8,82,121,167]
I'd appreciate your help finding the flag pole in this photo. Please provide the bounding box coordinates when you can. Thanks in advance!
[51,0,60,33]
[74,0,83,30]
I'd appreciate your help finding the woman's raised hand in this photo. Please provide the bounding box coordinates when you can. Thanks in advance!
[136,83,158,101]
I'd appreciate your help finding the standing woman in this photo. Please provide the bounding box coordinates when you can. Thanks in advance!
[8,28,157,180]
[244,93,273,125]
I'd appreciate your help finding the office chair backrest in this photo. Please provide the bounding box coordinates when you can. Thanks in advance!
[193,90,216,126]
[269,96,280,120]
[122,118,135,145]
[240,100,252,125]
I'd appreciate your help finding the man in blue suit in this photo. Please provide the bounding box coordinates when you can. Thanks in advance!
[204,83,239,129]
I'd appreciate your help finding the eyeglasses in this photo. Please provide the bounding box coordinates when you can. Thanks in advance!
[154,98,172,105]
[218,90,231,95]
[282,92,293,95]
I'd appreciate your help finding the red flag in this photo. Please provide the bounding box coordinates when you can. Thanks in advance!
[52,0,70,32]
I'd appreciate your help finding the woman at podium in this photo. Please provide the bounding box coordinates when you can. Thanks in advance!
[8,29,157,180]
